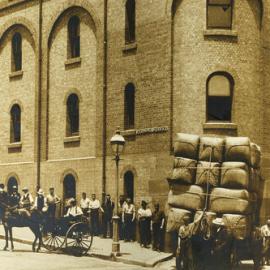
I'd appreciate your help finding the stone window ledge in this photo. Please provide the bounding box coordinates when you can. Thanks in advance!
[9,70,23,79]
[203,29,238,38]
[65,57,81,67]
[64,136,81,143]
[8,142,22,150]
[203,122,238,130]
[122,42,137,53]
[121,129,136,137]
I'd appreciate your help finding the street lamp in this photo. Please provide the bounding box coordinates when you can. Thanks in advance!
[110,127,125,256]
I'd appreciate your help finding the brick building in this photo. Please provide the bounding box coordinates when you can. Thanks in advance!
[0,0,269,220]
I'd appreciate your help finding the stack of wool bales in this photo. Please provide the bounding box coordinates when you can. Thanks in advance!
[166,133,262,239]
[209,137,261,239]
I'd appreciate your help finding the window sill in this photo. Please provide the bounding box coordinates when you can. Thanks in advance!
[9,70,23,79]
[122,42,137,53]
[203,29,238,38]
[65,57,81,67]
[8,142,22,150]
[203,122,238,130]
[64,136,81,143]
[121,129,136,137]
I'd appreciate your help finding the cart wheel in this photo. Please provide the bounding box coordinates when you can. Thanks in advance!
[42,231,65,251]
[65,222,93,256]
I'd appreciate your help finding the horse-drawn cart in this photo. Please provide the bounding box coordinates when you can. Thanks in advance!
[42,216,93,257]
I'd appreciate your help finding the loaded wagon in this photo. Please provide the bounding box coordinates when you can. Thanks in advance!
[166,133,264,270]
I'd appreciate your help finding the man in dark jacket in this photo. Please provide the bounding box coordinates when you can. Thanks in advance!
[102,194,114,238]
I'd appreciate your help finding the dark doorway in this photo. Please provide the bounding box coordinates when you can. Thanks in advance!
[7,177,18,195]
[124,171,134,203]
[63,174,76,213]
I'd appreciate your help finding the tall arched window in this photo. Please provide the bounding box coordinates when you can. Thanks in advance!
[7,176,18,195]
[63,173,76,213]
[66,94,79,136]
[125,0,136,44]
[207,72,234,122]
[12,33,22,71]
[207,0,233,29]
[10,104,21,143]
[68,16,80,58]
[124,83,135,129]
[124,171,134,203]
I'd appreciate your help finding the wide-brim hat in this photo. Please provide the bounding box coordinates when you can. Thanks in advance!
[12,185,17,189]
[212,218,225,226]
[22,187,28,191]
[37,189,44,195]
[69,198,76,203]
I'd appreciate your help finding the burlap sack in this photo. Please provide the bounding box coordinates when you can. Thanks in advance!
[168,184,205,211]
[167,157,197,185]
[174,133,200,160]
[199,136,224,163]
[166,207,192,232]
[251,143,261,169]
[225,137,251,164]
[222,214,252,240]
[196,161,220,187]
[209,188,255,215]
[221,162,250,190]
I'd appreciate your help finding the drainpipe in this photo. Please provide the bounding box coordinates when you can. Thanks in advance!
[37,0,43,190]
[102,0,108,201]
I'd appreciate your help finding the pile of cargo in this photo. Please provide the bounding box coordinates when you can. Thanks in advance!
[166,133,263,240]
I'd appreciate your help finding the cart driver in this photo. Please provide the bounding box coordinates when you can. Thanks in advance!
[64,198,83,221]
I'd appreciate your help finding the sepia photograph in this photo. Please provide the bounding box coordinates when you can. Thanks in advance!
[0,0,267,269]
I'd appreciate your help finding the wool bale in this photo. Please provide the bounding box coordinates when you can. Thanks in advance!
[221,162,250,190]
[196,161,220,187]
[209,188,255,215]
[168,184,205,211]
[250,168,261,194]
[199,136,224,163]
[194,211,217,224]
[174,133,200,160]
[222,214,252,240]
[225,137,251,164]
[166,207,192,232]
[167,157,197,185]
[251,143,261,169]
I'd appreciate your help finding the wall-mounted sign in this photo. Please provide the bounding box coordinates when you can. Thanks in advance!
[136,126,169,135]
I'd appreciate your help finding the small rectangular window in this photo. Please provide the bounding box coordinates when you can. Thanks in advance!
[207,0,233,29]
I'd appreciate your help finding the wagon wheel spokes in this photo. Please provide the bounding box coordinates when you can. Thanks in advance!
[42,232,65,251]
[65,222,93,256]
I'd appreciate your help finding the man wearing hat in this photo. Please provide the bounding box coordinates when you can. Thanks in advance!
[261,219,270,265]
[19,187,34,217]
[8,185,21,208]
[0,185,8,223]
[46,187,60,220]
[64,198,83,221]
[138,200,152,248]
[34,189,47,212]
[177,212,204,270]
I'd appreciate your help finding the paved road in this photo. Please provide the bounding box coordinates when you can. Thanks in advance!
[0,239,175,270]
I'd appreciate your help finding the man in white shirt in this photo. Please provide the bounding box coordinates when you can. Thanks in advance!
[46,187,60,219]
[261,219,270,265]
[122,197,135,241]
[65,198,83,219]
[89,194,103,236]
[18,187,34,217]
[80,192,90,216]
[138,200,152,247]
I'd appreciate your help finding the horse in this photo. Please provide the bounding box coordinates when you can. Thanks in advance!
[1,203,45,252]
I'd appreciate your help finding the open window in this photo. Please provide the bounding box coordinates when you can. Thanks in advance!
[124,83,135,129]
[66,94,79,136]
[125,0,136,43]
[207,72,234,122]
[68,16,80,58]
[10,104,21,143]
[12,33,22,71]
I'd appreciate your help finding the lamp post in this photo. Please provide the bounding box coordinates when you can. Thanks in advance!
[110,127,125,256]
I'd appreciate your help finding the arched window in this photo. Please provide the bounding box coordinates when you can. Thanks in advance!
[124,83,135,129]
[68,16,80,58]
[63,173,76,213]
[124,171,134,203]
[10,104,21,143]
[7,176,18,195]
[206,72,234,122]
[207,0,233,29]
[66,94,79,136]
[12,33,22,71]
[125,0,136,44]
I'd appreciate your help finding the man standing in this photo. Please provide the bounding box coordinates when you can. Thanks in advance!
[102,194,114,238]
[19,187,34,217]
[261,219,270,265]
[151,203,165,251]
[89,193,103,236]
[122,197,135,242]
[46,187,60,219]
[34,189,47,212]
[118,195,126,240]
[138,200,152,248]
[80,192,90,217]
